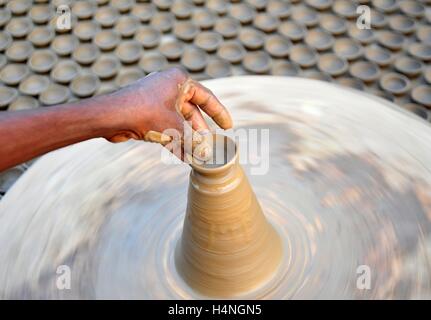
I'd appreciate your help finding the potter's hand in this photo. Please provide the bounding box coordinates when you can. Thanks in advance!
[105,68,233,156]
[0,68,232,172]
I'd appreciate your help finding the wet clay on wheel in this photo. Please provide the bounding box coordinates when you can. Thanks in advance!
[176,135,283,297]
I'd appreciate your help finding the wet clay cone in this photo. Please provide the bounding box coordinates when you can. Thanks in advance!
[176,135,282,297]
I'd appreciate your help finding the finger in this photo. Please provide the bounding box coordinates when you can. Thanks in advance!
[183,122,212,162]
[143,130,172,145]
[185,80,233,129]
[181,102,210,132]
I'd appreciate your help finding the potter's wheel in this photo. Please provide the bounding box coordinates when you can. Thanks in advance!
[1,77,431,299]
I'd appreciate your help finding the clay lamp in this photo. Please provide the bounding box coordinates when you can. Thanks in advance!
[72,44,100,65]
[388,15,416,34]
[39,84,70,106]
[115,16,140,38]
[28,26,55,47]
[51,35,79,56]
[332,0,357,19]
[245,0,268,11]
[91,55,120,80]
[176,134,282,297]
[0,86,18,109]
[254,13,280,33]
[301,69,332,82]
[139,52,168,74]
[115,40,141,64]
[0,7,11,27]
[416,26,431,45]
[205,58,232,78]
[411,86,431,108]
[349,60,380,83]
[29,5,54,24]
[305,28,334,51]
[171,1,193,19]
[305,0,333,11]
[194,31,223,53]
[7,0,32,15]
[51,60,81,84]
[264,34,291,58]
[73,21,101,42]
[95,6,119,28]
[319,13,347,35]
[94,30,121,51]
[364,45,394,67]
[290,44,318,67]
[369,9,387,29]
[96,82,118,96]
[192,8,217,30]
[8,96,39,111]
[207,0,228,16]
[278,20,306,42]
[377,31,405,51]
[379,72,411,96]
[131,3,156,23]
[270,60,301,76]
[111,0,134,13]
[159,39,184,61]
[28,50,57,73]
[0,166,26,195]
[394,56,423,78]
[399,0,425,18]
[409,43,431,62]
[333,38,363,61]
[135,26,161,49]
[243,51,271,74]
[217,40,246,64]
[214,17,240,39]
[19,74,50,96]
[317,53,348,77]
[71,1,96,20]
[373,0,399,13]
[348,25,375,45]
[70,73,100,98]
[228,3,256,25]
[380,72,411,96]
[402,103,428,120]
[115,68,145,88]
[173,21,199,42]
[291,5,318,27]
[150,12,174,33]
[239,27,265,50]
[5,40,33,62]
[336,77,365,91]
[0,64,30,85]
[6,17,33,38]
[181,46,209,72]
[267,0,292,19]
[154,0,172,11]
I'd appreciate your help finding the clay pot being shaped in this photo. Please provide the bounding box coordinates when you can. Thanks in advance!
[176,135,283,297]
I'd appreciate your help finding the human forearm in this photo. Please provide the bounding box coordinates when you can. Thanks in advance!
[0,68,232,172]
[0,94,127,172]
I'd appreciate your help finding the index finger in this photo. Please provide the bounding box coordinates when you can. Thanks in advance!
[184,80,233,129]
